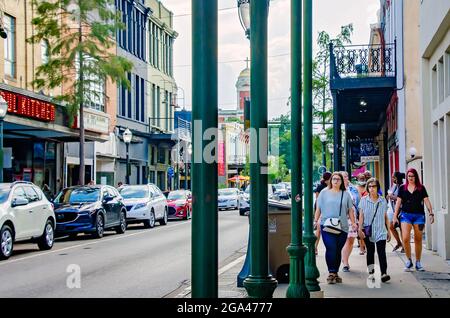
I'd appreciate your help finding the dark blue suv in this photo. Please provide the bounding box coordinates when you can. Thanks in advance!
[54,186,127,238]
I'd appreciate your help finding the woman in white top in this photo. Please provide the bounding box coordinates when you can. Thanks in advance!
[358,178,391,283]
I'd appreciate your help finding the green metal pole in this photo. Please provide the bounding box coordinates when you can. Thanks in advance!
[286,0,309,299]
[243,0,277,298]
[303,0,321,292]
[191,0,218,298]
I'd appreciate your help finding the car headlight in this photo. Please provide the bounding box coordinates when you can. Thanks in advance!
[134,203,147,210]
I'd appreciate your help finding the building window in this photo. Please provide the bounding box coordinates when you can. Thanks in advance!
[3,14,16,78]
[446,49,450,98]
[432,65,437,110]
[41,40,49,64]
[120,82,126,116]
[135,74,140,121]
[141,77,145,122]
[165,90,169,131]
[438,56,444,104]
[156,86,160,127]
[75,54,105,112]
[127,72,132,118]
[152,84,156,125]
[158,148,166,164]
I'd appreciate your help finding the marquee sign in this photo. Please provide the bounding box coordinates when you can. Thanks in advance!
[0,89,55,122]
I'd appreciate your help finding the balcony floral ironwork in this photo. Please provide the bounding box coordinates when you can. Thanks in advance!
[330,41,396,80]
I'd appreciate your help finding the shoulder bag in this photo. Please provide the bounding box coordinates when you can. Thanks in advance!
[323,191,344,235]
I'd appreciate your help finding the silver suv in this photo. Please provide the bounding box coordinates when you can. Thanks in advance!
[0,182,56,260]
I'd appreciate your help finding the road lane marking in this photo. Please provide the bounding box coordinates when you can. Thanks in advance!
[0,221,190,266]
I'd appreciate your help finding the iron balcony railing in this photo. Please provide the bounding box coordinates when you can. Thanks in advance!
[330,41,396,79]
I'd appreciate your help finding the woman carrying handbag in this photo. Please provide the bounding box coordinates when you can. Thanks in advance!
[314,172,357,284]
[358,178,391,283]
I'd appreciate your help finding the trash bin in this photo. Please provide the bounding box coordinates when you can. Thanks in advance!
[268,199,291,283]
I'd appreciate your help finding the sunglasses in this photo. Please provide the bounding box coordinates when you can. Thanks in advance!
[368,185,377,188]
[407,175,415,178]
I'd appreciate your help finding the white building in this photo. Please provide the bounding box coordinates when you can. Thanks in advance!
[419,0,450,259]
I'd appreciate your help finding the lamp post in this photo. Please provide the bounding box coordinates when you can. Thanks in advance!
[237,0,250,40]
[303,0,321,292]
[328,143,334,172]
[192,0,218,298]
[123,128,132,185]
[318,128,327,169]
[0,96,8,183]
[242,0,277,299]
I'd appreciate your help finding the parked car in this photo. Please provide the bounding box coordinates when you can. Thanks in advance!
[167,190,192,220]
[53,185,127,239]
[218,188,243,210]
[0,182,55,260]
[119,184,168,228]
[271,183,290,200]
[239,184,275,216]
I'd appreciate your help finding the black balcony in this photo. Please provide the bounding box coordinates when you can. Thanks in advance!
[330,42,396,90]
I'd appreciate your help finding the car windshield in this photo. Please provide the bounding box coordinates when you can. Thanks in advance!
[168,192,185,200]
[244,186,250,194]
[219,189,236,196]
[0,187,10,203]
[274,184,285,190]
[55,188,100,204]
[119,186,149,199]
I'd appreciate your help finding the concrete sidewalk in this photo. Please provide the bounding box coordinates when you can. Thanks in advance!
[179,239,449,298]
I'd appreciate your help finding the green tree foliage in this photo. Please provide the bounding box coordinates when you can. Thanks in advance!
[28,0,133,126]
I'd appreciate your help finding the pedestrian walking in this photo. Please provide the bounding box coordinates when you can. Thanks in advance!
[355,173,368,255]
[387,171,405,252]
[117,181,123,188]
[358,178,391,283]
[314,171,332,255]
[393,168,434,271]
[314,172,357,284]
[341,171,360,272]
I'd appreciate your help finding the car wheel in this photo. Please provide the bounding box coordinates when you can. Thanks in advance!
[0,224,14,260]
[159,208,168,225]
[37,219,54,250]
[115,210,127,234]
[144,210,156,228]
[184,207,189,220]
[92,213,104,239]
[239,209,245,216]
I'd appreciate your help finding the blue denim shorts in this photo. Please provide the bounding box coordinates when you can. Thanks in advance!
[400,212,425,225]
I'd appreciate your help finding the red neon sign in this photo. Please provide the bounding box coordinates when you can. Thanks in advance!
[0,89,55,122]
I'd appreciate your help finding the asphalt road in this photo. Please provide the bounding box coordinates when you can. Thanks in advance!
[0,209,248,298]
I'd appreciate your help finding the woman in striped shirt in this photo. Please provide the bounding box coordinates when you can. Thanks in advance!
[358,178,391,283]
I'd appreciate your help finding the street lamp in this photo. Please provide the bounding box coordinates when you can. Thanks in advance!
[318,128,327,169]
[328,143,334,172]
[237,0,250,40]
[123,128,132,185]
[0,95,8,183]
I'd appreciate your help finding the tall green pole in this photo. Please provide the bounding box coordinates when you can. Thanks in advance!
[286,0,309,299]
[243,0,277,299]
[303,0,321,292]
[191,0,218,298]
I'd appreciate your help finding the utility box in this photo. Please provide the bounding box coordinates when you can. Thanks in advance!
[268,199,291,283]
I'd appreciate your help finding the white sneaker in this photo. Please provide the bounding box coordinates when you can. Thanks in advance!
[404,259,414,272]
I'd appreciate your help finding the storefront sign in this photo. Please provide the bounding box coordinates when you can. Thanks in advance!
[361,156,380,162]
[218,141,226,176]
[0,89,55,122]
[74,109,109,134]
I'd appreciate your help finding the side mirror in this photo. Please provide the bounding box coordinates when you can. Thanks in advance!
[12,197,29,207]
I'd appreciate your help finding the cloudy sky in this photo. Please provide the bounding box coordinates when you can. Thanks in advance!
[161,0,379,119]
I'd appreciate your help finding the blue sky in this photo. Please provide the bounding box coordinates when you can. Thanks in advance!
[161,0,380,119]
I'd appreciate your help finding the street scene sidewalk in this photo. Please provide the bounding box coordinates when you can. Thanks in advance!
[179,239,449,298]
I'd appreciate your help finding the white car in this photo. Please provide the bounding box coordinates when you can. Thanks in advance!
[239,184,276,215]
[0,182,56,260]
[218,188,243,210]
[119,184,168,228]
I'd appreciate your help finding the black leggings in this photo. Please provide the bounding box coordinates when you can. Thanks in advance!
[364,238,387,275]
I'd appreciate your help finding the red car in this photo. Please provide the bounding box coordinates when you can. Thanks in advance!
[167,190,192,220]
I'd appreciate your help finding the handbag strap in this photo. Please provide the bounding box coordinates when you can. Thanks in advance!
[339,190,344,217]
[370,201,380,226]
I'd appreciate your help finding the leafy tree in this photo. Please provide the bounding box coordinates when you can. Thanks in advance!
[28,0,133,184]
